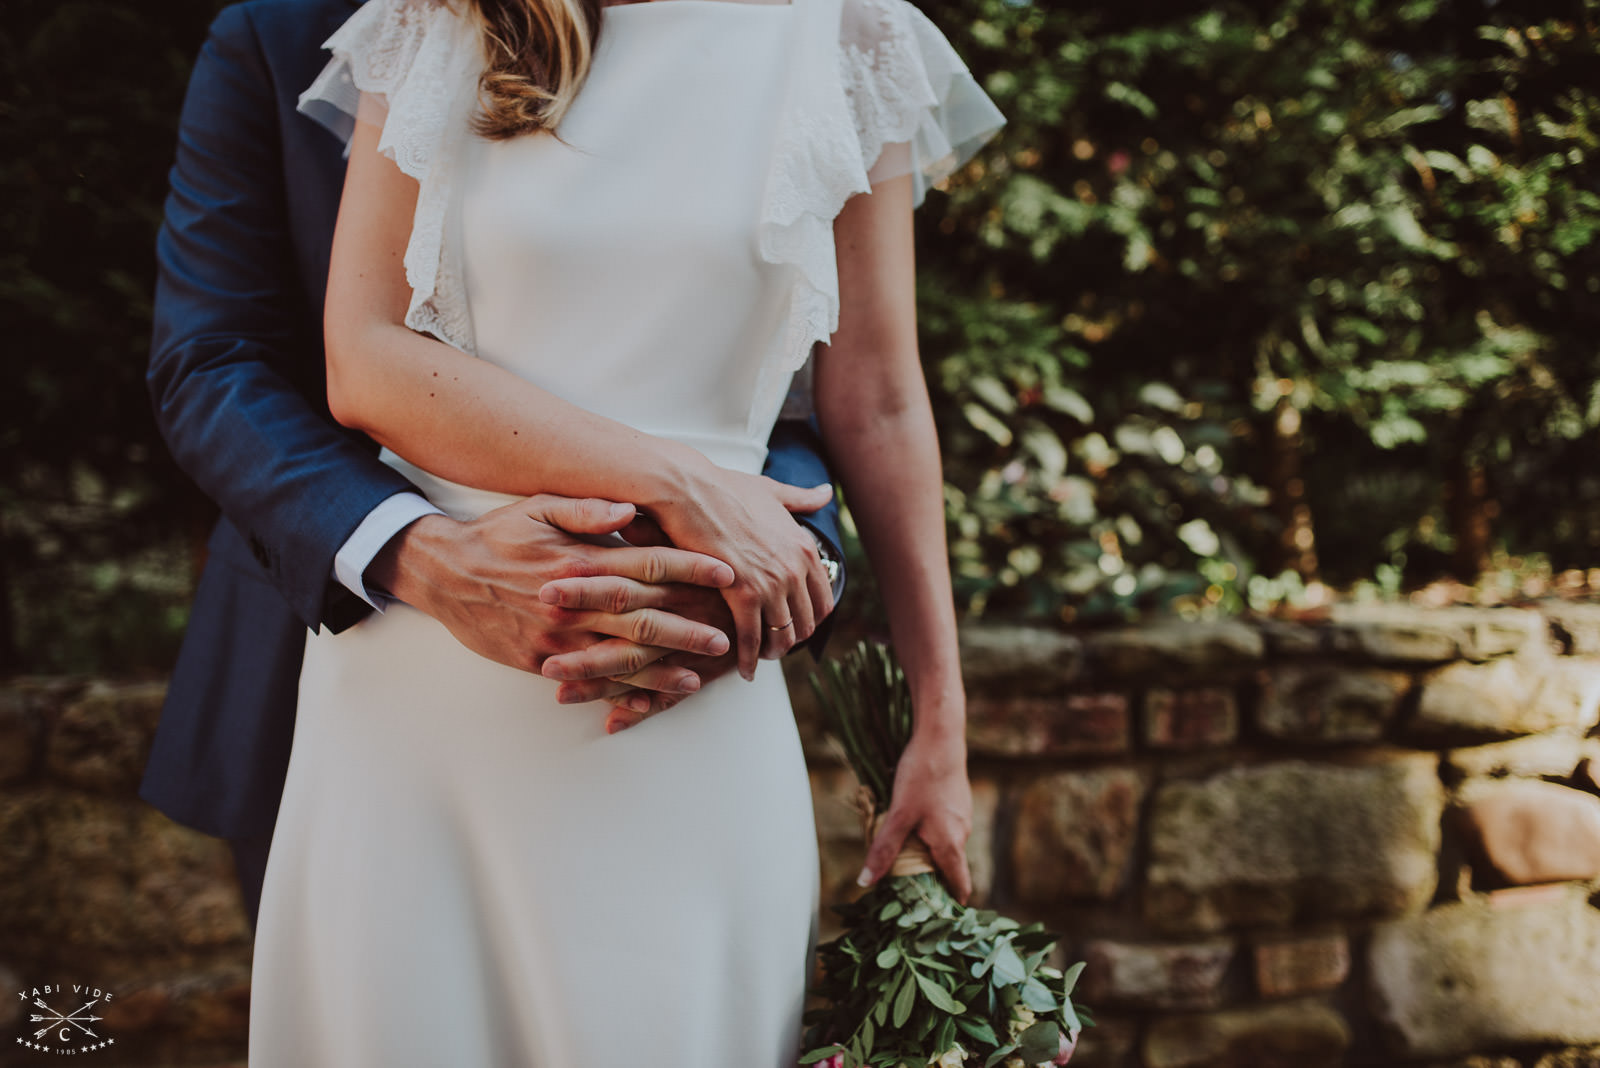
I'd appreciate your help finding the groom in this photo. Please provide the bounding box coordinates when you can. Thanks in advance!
[142,0,845,927]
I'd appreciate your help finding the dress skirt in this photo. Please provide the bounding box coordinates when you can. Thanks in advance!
[248,601,820,1067]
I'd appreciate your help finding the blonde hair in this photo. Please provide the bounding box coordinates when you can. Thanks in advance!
[461,0,604,138]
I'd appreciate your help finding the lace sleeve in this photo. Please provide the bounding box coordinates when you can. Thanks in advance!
[297,0,481,355]
[749,0,1003,433]
[839,0,1004,206]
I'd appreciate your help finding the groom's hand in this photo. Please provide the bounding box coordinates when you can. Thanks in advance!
[536,578,739,727]
[367,495,735,683]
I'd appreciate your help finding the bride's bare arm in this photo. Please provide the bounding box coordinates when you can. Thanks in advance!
[325,116,833,676]
[815,173,972,902]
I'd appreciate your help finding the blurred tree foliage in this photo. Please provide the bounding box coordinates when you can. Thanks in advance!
[2,0,227,673]
[1,0,1597,670]
[917,0,1600,622]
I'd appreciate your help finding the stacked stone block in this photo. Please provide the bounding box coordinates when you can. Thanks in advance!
[5,601,1600,1065]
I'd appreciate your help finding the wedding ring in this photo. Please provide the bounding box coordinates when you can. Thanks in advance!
[768,619,794,631]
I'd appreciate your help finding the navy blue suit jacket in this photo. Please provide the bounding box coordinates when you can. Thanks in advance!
[142,0,843,841]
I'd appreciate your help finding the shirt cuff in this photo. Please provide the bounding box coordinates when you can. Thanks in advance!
[802,522,846,603]
[332,492,445,611]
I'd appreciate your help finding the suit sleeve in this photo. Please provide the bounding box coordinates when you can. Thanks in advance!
[762,416,847,656]
[148,3,416,632]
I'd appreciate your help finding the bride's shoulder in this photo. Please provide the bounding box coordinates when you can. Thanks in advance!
[318,0,476,86]
[331,0,464,45]
[837,0,942,51]
[838,0,905,46]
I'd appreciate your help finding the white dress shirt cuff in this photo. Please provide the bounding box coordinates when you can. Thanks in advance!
[333,492,445,611]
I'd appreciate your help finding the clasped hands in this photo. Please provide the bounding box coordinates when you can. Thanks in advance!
[369,480,835,735]
[372,483,976,900]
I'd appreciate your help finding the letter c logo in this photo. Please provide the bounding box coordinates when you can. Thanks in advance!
[59,1027,71,1042]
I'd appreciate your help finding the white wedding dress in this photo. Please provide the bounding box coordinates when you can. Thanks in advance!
[249,0,1001,1064]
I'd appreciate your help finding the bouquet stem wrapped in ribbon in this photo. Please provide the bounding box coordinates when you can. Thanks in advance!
[801,642,1092,1068]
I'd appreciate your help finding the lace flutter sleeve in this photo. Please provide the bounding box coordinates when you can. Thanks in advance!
[750,0,1003,431]
[839,0,1005,206]
[297,0,481,354]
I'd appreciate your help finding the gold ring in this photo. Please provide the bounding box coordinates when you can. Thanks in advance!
[768,619,794,631]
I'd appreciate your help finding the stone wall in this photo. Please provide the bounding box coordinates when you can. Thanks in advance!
[0,680,251,1068]
[4,603,1600,1066]
[804,605,1600,1068]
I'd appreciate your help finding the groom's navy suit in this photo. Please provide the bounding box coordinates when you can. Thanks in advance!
[143,0,843,863]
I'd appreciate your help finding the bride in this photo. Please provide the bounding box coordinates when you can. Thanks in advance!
[250,0,1003,1063]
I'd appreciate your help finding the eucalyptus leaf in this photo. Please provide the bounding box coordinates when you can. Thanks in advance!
[1018,1019,1061,1064]
[892,970,916,1028]
[934,1016,957,1060]
[956,1017,1000,1046]
[1020,977,1059,1013]
[1061,960,1086,999]
[983,1043,1019,1068]
[913,971,966,1014]
[992,940,1028,986]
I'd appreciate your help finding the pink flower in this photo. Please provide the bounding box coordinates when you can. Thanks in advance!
[820,1056,844,1068]
[1052,1028,1078,1065]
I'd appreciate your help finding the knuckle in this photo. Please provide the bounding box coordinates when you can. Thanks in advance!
[641,552,669,585]
[629,613,661,646]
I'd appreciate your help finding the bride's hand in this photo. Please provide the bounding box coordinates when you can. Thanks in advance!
[859,727,973,903]
[649,467,835,680]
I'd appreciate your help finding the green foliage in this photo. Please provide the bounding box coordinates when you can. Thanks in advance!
[811,641,917,812]
[803,875,1090,1068]
[914,0,1600,622]
[5,0,1599,669]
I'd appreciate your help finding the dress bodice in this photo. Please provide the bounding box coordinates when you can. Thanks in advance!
[456,2,797,479]
[297,0,1005,519]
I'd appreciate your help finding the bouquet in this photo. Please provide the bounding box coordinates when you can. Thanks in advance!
[801,642,1091,1068]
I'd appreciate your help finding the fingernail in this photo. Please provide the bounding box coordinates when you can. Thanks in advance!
[677,675,700,694]
[627,695,651,714]
[708,634,730,655]
[608,503,632,521]
[856,867,874,888]
[540,586,565,606]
